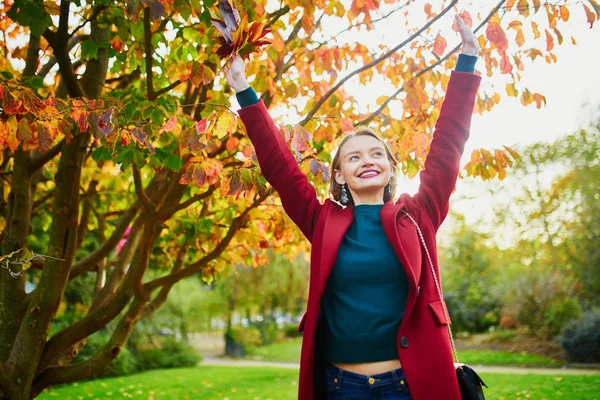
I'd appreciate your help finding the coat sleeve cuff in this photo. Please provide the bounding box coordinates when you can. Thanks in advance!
[236,87,260,108]
[455,54,477,73]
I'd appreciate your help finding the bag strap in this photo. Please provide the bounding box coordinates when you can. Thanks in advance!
[401,210,459,364]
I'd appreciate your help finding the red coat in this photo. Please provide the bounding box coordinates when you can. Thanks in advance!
[238,71,481,400]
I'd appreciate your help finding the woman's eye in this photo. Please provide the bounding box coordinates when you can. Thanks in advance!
[373,152,383,157]
[349,155,359,161]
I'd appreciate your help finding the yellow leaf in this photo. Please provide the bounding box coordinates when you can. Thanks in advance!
[506,83,518,97]
[214,112,238,139]
[6,115,19,152]
[515,29,525,47]
[531,21,540,39]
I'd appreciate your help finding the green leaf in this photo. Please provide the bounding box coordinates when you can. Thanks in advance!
[22,75,45,89]
[0,71,14,80]
[114,147,134,166]
[166,154,182,171]
[81,41,99,60]
[92,146,113,162]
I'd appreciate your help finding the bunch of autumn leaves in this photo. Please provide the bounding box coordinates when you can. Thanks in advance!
[210,0,271,59]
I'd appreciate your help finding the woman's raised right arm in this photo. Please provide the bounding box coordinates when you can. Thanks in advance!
[226,57,323,242]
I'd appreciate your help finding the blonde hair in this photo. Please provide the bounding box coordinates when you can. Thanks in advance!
[328,126,399,205]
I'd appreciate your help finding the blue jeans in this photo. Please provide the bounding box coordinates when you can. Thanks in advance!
[324,364,412,399]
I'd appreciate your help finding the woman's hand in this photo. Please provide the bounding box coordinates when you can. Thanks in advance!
[225,55,250,92]
[455,14,479,56]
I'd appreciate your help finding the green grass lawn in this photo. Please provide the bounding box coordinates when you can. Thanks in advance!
[246,338,559,366]
[38,366,600,400]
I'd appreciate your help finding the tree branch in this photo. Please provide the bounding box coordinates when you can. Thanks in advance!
[139,243,187,320]
[132,163,156,213]
[29,139,64,173]
[43,1,86,98]
[69,203,139,279]
[165,186,215,214]
[358,0,504,126]
[32,297,146,396]
[38,35,89,78]
[69,6,105,37]
[266,5,290,29]
[144,7,155,100]
[300,0,459,125]
[153,79,183,98]
[144,189,273,293]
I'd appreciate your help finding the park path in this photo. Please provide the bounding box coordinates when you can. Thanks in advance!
[199,356,600,375]
[190,333,600,376]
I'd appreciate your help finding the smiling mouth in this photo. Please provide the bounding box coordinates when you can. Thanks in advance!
[358,170,380,178]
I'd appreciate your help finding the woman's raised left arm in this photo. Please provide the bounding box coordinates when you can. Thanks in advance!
[408,15,482,230]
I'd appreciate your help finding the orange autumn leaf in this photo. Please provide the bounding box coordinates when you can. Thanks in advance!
[583,4,596,28]
[486,21,508,53]
[545,29,554,51]
[432,34,447,57]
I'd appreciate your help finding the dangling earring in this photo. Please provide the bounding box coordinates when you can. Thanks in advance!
[340,184,349,205]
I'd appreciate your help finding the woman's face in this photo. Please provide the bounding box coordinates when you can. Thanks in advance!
[334,135,393,202]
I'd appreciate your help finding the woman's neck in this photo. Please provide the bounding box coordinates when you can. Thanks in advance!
[350,189,385,205]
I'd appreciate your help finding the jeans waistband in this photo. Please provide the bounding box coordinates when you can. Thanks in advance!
[325,363,407,389]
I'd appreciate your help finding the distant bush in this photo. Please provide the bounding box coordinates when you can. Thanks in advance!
[485,329,517,344]
[226,326,262,347]
[558,309,600,363]
[444,291,501,333]
[75,328,201,377]
[503,270,581,340]
[134,338,201,371]
[282,323,302,338]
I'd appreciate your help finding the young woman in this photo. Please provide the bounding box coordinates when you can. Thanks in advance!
[225,15,481,400]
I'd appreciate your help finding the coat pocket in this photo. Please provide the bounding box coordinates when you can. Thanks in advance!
[297,312,307,332]
[428,300,451,326]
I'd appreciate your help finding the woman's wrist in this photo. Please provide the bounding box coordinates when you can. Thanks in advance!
[230,77,250,93]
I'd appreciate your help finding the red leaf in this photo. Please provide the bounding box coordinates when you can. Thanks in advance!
[432,34,447,57]
[160,114,177,133]
[486,21,508,52]
[71,109,89,133]
[500,53,513,74]
[341,118,354,134]
[544,29,554,51]
[424,3,437,19]
[225,136,239,151]
[583,4,595,28]
[37,122,53,153]
[193,164,206,186]
[196,118,208,134]
[241,146,254,158]
[293,125,311,152]
[2,88,20,114]
[111,35,125,51]
[57,118,74,143]
[23,90,45,115]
